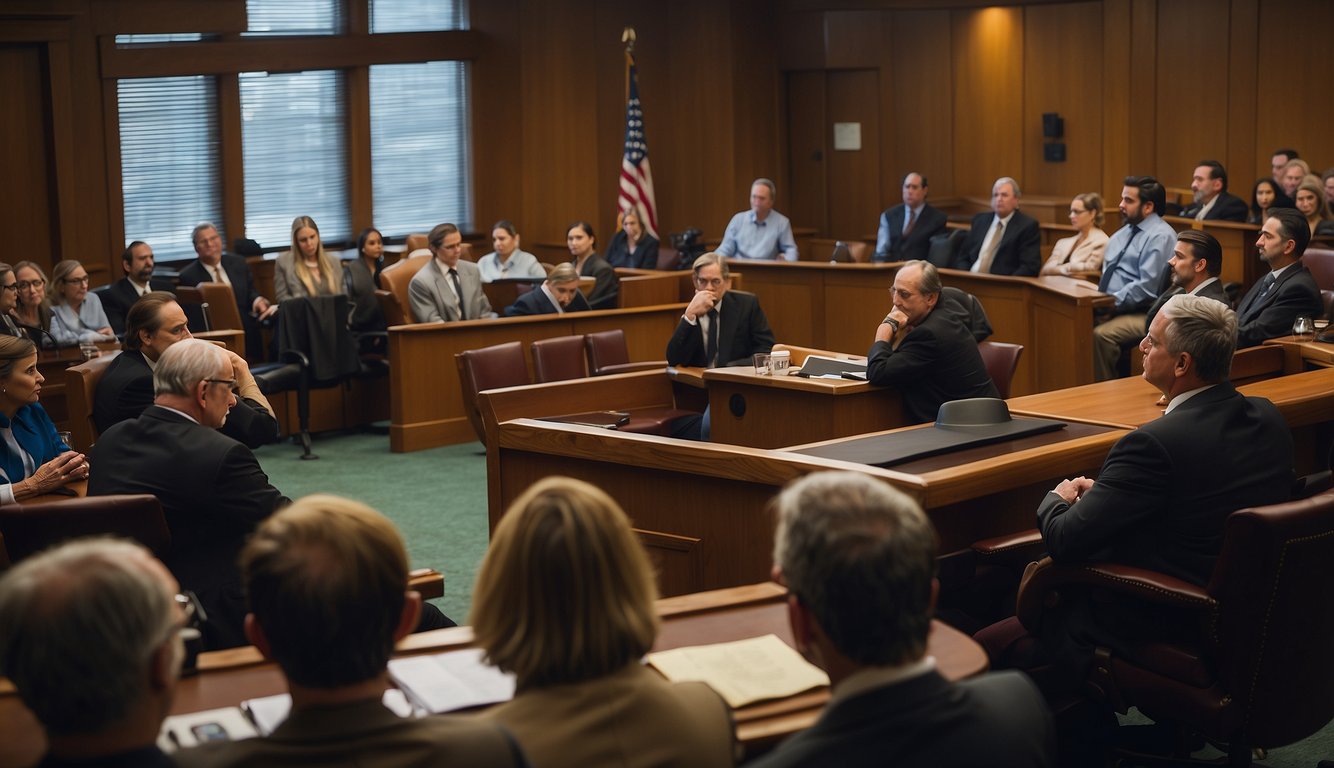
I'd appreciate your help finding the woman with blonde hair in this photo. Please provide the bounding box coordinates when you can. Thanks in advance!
[11,262,52,346]
[1294,175,1334,238]
[49,260,114,346]
[473,476,735,768]
[1040,192,1109,276]
[275,215,341,302]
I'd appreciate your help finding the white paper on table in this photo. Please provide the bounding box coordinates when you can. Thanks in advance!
[646,633,830,708]
[388,648,516,713]
[241,688,415,735]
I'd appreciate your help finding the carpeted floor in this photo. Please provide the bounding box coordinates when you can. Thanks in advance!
[253,429,488,624]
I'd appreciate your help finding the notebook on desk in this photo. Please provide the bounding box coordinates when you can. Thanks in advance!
[795,355,868,379]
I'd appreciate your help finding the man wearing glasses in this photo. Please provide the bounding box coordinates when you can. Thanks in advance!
[0,538,191,768]
[409,222,495,323]
[666,252,774,369]
[90,339,289,651]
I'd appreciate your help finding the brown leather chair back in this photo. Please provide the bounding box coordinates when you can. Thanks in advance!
[64,350,121,452]
[404,233,429,254]
[375,288,408,327]
[196,282,245,331]
[585,329,631,373]
[977,341,1023,398]
[455,341,529,445]
[1302,247,1334,290]
[0,494,169,566]
[531,335,588,383]
[380,251,432,323]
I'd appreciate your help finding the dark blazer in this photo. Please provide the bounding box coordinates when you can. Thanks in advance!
[505,285,592,317]
[178,254,266,360]
[605,231,661,270]
[101,276,175,336]
[1143,278,1230,331]
[874,203,948,263]
[575,253,620,310]
[954,211,1042,276]
[866,305,999,425]
[93,349,277,448]
[1038,383,1292,586]
[665,290,775,367]
[343,257,386,334]
[89,406,288,649]
[749,670,1054,768]
[1234,264,1323,348]
[1179,190,1249,222]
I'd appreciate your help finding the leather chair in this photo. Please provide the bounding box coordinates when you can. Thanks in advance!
[531,335,588,383]
[379,250,432,323]
[1015,490,1334,766]
[63,350,121,452]
[175,282,245,333]
[927,228,968,269]
[977,340,1023,398]
[455,341,530,445]
[585,329,666,375]
[375,288,410,327]
[0,494,169,568]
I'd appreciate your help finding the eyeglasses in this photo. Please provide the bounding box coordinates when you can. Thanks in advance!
[204,378,237,389]
[694,277,726,288]
[0,284,17,293]
[15,279,44,290]
[63,276,90,285]
[1069,208,1089,215]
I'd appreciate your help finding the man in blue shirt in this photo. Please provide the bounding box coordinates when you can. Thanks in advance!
[717,178,799,261]
[1092,175,1176,380]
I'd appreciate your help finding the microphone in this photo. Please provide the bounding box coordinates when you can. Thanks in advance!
[12,319,60,350]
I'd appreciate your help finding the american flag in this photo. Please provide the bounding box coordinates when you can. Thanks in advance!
[618,51,659,239]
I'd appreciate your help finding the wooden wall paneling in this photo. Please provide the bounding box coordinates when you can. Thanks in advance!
[786,71,827,236]
[889,9,952,197]
[778,10,824,71]
[823,11,882,70]
[46,38,80,268]
[729,0,786,212]
[1225,0,1258,188]
[0,43,56,266]
[1100,0,1132,202]
[1125,0,1156,174]
[825,69,881,239]
[517,0,600,248]
[469,0,523,234]
[1254,0,1334,174]
[217,74,246,246]
[1021,2,1103,199]
[1153,0,1229,187]
[101,70,126,264]
[950,7,1024,198]
[90,0,246,34]
[345,67,373,233]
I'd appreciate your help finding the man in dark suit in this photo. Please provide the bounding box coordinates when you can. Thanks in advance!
[866,261,999,425]
[954,176,1041,276]
[178,223,276,360]
[1179,160,1248,221]
[1143,230,1230,331]
[90,338,289,650]
[94,291,277,447]
[666,252,774,368]
[175,496,523,768]
[505,263,591,317]
[101,241,175,336]
[408,222,495,323]
[752,470,1055,768]
[1235,208,1323,348]
[874,172,948,263]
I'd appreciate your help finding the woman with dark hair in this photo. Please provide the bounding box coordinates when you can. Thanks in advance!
[0,264,24,338]
[604,209,661,270]
[0,336,85,501]
[1248,177,1287,225]
[345,227,388,347]
[473,476,735,768]
[567,221,619,310]
[49,260,114,347]
[477,220,546,283]
[275,215,341,302]
[12,262,52,347]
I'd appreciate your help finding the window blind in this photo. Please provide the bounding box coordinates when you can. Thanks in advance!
[369,0,467,33]
[244,0,343,37]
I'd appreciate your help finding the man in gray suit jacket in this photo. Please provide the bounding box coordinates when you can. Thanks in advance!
[752,471,1054,768]
[408,222,495,323]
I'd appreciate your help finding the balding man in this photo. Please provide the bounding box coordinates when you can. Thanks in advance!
[867,260,998,424]
[505,263,592,316]
[874,172,948,263]
[717,178,799,261]
[955,177,1041,276]
[176,495,524,768]
[94,291,277,447]
[0,539,188,767]
[90,338,288,650]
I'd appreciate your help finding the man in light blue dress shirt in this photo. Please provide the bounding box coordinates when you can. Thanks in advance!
[1092,175,1176,380]
[717,178,799,261]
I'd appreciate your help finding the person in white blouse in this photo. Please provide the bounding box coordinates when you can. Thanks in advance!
[1040,193,1110,277]
[49,260,114,347]
[476,220,546,283]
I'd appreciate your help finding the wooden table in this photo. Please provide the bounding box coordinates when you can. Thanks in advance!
[701,366,904,449]
[0,583,988,764]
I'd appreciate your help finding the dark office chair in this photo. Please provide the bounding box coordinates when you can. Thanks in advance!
[584,329,665,376]
[1015,490,1334,766]
[977,341,1024,399]
[531,335,588,383]
[0,494,169,568]
[456,341,531,446]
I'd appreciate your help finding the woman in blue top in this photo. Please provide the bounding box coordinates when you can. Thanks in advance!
[49,260,115,347]
[0,336,87,503]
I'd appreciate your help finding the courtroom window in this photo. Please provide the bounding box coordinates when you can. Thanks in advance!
[370,0,467,33]
[244,0,344,36]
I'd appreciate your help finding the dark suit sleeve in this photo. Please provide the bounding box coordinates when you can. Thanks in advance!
[95,366,153,434]
[1214,194,1249,222]
[586,261,620,310]
[219,398,279,448]
[1037,428,1169,562]
[734,297,775,364]
[635,235,661,270]
[666,316,703,367]
[954,214,988,270]
[212,442,289,526]
[1012,216,1042,276]
[1237,276,1323,348]
[505,292,541,317]
[866,327,941,386]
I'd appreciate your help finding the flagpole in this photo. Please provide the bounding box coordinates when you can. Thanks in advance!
[619,26,636,231]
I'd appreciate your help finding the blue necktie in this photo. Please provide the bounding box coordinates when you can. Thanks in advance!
[1099,225,1140,292]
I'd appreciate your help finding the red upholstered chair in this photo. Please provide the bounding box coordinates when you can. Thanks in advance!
[531,335,588,383]
[977,340,1023,399]
[584,329,666,376]
[1015,490,1334,765]
[0,494,169,568]
[455,341,530,445]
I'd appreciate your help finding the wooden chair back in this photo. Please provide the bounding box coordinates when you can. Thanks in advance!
[531,335,588,383]
[0,494,169,567]
[379,251,432,323]
[63,350,121,452]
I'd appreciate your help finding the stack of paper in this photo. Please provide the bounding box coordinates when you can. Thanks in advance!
[646,634,830,707]
[388,648,516,713]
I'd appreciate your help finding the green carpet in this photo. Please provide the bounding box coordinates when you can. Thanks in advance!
[253,430,488,624]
